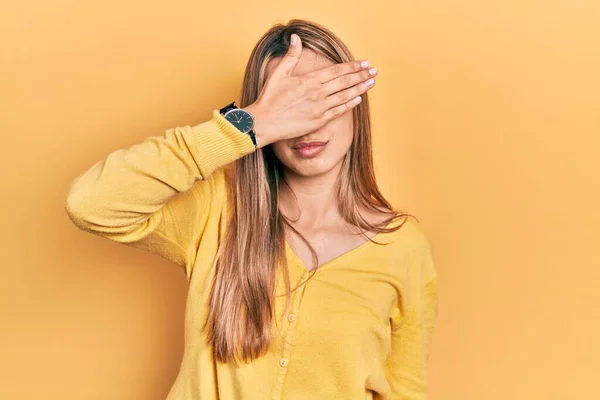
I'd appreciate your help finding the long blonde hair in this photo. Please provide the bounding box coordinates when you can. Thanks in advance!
[203,19,411,365]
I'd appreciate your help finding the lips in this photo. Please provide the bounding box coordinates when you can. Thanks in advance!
[292,141,327,149]
[292,141,328,158]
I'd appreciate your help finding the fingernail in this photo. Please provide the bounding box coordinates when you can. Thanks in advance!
[369,67,378,76]
[291,34,298,45]
[366,78,375,87]
[354,96,362,104]
[360,60,369,68]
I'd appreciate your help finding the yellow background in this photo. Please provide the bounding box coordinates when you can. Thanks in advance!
[1,1,599,399]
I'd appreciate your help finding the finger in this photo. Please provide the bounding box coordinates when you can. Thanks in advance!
[322,95,362,121]
[324,77,375,110]
[321,67,377,97]
[310,59,370,84]
[272,33,303,78]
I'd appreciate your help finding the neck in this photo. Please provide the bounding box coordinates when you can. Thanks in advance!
[278,161,344,230]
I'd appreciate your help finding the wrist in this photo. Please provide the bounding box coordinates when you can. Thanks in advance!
[243,103,274,149]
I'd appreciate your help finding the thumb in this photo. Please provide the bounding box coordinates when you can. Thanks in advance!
[275,33,302,77]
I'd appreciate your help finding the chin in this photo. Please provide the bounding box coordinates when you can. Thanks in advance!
[278,154,343,178]
[287,162,332,177]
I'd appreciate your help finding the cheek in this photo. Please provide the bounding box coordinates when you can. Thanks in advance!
[270,141,290,164]
[326,114,354,152]
[270,112,355,171]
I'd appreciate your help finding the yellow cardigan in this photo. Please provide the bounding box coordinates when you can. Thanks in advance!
[65,110,439,400]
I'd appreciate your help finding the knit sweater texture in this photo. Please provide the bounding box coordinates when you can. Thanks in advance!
[65,110,439,400]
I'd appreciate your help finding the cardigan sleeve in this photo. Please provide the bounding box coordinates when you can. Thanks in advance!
[385,244,440,399]
[64,110,256,278]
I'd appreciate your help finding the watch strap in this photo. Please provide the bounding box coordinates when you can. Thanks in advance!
[219,101,257,148]
[219,101,237,115]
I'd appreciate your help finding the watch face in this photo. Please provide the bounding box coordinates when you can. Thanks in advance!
[224,109,254,133]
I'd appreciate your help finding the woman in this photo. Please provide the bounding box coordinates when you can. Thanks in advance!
[65,19,439,400]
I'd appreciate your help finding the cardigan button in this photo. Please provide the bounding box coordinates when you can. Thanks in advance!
[288,313,296,322]
[279,357,289,367]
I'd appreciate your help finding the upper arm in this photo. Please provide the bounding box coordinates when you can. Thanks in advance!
[66,162,227,279]
[385,243,440,399]
[65,111,252,278]
[108,169,225,276]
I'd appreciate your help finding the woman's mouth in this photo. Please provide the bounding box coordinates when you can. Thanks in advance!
[292,141,328,158]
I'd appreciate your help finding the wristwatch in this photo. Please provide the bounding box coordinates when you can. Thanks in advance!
[219,101,257,147]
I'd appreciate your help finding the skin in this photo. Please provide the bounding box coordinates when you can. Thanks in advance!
[256,49,387,271]
[267,49,356,180]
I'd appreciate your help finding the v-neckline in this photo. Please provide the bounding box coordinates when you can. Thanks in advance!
[284,220,396,274]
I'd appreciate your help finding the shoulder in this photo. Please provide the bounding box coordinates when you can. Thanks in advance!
[361,207,431,251]
[387,215,433,253]
[373,215,438,283]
